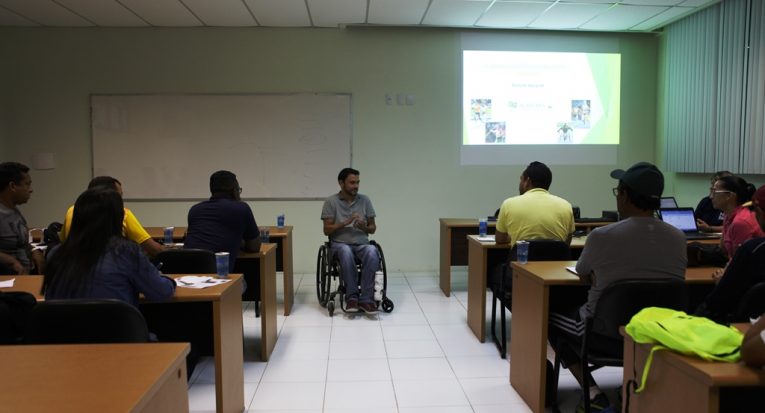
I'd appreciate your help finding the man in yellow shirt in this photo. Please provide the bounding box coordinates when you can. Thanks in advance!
[60,177,164,257]
[495,161,575,247]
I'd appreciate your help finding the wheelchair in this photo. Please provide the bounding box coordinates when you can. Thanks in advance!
[316,240,394,316]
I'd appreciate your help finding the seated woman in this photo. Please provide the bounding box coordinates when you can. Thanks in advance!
[43,188,175,307]
[696,185,765,323]
[713,176,763,260]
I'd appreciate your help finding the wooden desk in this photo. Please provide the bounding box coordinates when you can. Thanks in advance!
[1,274,246,413]
[508,261,717,413]
[147,225,295,316]
[440,218,609,297]
[623,324,765,413]
[235,243,278,361]
[0,343,189,412]
[465,235,585,342]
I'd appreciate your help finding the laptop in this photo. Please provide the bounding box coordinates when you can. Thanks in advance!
[659,208,721,240]
[660,196,678,209]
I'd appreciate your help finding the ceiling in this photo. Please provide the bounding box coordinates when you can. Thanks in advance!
[0,0,719,32]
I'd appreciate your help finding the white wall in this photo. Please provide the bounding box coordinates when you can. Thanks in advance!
[1,27,660,273]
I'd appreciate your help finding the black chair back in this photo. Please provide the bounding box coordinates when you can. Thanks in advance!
[590,278,687,340]
[156,249,216,273]
[24,299,149,344]
[509,239,571,262]
[734,281,765,321]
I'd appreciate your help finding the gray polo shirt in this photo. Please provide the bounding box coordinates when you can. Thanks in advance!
[0,203,31,271]
[321,192,376,245]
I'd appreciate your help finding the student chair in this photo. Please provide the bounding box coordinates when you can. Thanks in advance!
[490,239,571,358]
[316,240,393,316]
[733,281,765,322]
[24,299,150,344]
[549,278,687,413]
[155,248,217,273]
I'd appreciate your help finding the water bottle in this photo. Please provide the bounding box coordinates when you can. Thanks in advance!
[516,240,529,264]
[215,252,229,278]
[478,218,488,237]
[374,270,384,301]
[260,228,270,243]
[277,214,285,228]
[163,226,174,245]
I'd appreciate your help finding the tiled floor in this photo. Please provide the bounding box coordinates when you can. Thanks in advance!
[186,269,622,412]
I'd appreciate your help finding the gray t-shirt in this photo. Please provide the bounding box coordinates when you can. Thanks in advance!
[0,204,31,271]
[575,216,687,319]
[321,193,376,245]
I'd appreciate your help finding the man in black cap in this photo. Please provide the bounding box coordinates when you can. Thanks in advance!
[549,162,687,412]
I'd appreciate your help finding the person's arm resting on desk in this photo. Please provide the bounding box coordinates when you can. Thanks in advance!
[242,237,261,252]
[495,230,510,244]
[0,251,25,274]
[742,315,765,367]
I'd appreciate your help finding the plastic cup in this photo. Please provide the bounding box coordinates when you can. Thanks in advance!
[478,218,488,237]
[260,228,270,243]
[164,227,174,245]
[215,252,229,278]
[516,240,529,264]
[277,214,285,228]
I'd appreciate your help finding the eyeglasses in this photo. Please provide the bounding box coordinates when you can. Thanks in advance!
[711,190,732,196]
[612,187,620,196]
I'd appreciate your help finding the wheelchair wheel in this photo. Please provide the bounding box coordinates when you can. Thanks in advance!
[316,245,330,306]
[327,300,335,317]
[381,297,394,313]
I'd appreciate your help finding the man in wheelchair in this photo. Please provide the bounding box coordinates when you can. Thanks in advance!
[321,168,379,314]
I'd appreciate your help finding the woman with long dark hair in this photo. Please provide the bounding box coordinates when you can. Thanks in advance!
[43,188,174,306]
[712,176,764,259]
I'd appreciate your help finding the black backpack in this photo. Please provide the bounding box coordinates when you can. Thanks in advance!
[42,222,63,247]
[0,291,37,344]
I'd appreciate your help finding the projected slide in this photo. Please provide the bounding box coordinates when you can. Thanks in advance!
[463,51,620,145]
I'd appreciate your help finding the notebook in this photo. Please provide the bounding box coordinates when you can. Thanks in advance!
[660,196,678,209]
[659,208,721,240]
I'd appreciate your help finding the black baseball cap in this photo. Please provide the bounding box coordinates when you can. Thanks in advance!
[610,162,664,199]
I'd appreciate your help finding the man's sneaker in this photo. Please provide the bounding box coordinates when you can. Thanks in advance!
[345,299,359,313]
[575,393,612,413]
[359,302,378,314]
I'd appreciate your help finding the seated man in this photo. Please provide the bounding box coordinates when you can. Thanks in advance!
[184,170,261,273]
[61,176,165,258]
[0,162,43,274]
[696,184,765,323]
[495,161,574,248]
[550,162,687,412]
[321,167,379,314]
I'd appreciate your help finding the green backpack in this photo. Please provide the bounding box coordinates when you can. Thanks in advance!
[624,307,743,393]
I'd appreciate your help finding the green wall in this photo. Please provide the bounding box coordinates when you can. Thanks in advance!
[1,27,660,272]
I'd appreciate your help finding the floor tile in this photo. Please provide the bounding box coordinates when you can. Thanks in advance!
[249,382,325,410]
[261,358,328,382]
[385,339,444,358]
[324,380,397,409]
[326,358,391,382]
[389,357,455,380]
[393,378,470,407]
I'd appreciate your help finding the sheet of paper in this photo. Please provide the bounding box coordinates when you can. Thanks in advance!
[477,234,495,242]
[174,275,230,289]
[0,278,15,288]
[566,266,578,275]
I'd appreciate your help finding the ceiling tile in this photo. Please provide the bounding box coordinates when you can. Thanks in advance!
[119,0,201,26]
[368,0,429,25]
[477,2,550,28]
[246,0,310,26]
[579,4,668,30]
[0,0,91,26]
[183,0,256,26]
[423,0,491,27]
[528,3,611,30]
[0,5,37,26]
[307,0,366,27]
[630,5,694,30]
[56,0,147,26]
[618,0,685,5]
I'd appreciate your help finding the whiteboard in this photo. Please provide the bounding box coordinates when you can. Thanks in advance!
[91,94,352,200]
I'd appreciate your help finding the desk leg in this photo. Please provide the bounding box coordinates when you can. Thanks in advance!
[509,269,549,413]
[214,284,245,413]
[282,234,294,316]
[467,239,487,342]
[261,250,278,361]
[440,223,451,297]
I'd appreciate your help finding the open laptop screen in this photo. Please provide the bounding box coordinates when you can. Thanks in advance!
[660,208,698,232]
[660,197,678,209]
